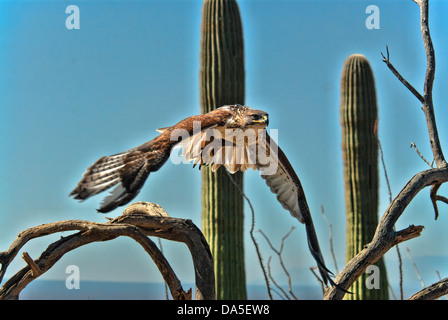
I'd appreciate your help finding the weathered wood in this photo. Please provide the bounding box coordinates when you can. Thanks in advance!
[409,278,448,300]
[324,167,447,299]
[0,202,215,300]
[325,0,447,300]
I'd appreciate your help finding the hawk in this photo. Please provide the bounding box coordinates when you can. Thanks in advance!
[70,104,336,288]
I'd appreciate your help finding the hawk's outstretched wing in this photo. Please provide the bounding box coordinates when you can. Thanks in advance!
[69,107,233,213]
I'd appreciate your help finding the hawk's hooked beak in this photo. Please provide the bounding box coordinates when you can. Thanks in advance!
[252,114,269,126]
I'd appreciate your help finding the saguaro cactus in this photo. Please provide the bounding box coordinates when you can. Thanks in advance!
[199,0,246,299]
[340,54,389,300]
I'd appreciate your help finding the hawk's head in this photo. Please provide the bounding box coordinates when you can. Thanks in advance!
[222,104,269,129]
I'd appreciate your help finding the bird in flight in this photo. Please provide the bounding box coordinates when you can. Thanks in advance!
[70,104,337,288]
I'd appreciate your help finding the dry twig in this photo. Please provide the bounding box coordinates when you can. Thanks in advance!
[406,247,425,288]
[410,142,433,167]
[258,227,298,300]
[225,170,272,299]
[320,206,338,274]
[381,45,424,104]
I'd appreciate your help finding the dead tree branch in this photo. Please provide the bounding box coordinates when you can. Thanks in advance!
[381,45,424,104]
[320,206,338,274]
[406,247,425,288]
[410,142,433,167]
[258,227,298,300]
[325,167,448,299]
[419,1,446,168]
[382,0,445,168]
[325,0,447,300]
[225,170,272,300]
[0,202,215,300]
[409,278,448,300]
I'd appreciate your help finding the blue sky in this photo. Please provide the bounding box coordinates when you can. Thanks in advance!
[1,0,448,299]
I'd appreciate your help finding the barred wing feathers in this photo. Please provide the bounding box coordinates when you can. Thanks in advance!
[69,144,167,213]
[69,108,233,213]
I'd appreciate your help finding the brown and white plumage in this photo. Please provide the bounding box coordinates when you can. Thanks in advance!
[70,104,336,288]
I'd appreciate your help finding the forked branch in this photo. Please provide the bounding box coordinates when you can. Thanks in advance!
[0,202,215,300]
[381,46,424,103]
[381,0,446,168]
[326,0,447,299]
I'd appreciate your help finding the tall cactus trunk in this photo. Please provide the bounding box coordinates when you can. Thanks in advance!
[199,0,246,300]
[340,54,389,300]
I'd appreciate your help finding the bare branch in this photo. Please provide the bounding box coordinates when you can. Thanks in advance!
[378,140,394,201]
[434,195,448,205]
[409,278,448,300]
[419,0,446,167]
[320,206,338,274]
[266,257,291,300]
[225,170,272,299]
[421,0,435,101]
[406,247,425,288]
[430,183,442,219]
[428,182,448,220]
[258,227,298,300]
[21,252,42,278]
[324,166,448,299]
[381,46,424,103]
[395,243,404,300]
[325,0,448,300]
[310,266,325,294]
[0,202,215,300]
[410,142,433,167]
[383,0,445,167]
[378,138,404,299]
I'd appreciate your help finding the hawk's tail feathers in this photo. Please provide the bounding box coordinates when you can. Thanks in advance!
[305,216,351,294]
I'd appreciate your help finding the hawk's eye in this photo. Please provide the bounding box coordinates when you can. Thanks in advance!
[250,113,268,124]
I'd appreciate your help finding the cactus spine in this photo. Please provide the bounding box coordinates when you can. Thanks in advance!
[340,54,389,300]
[199,0,246,300]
